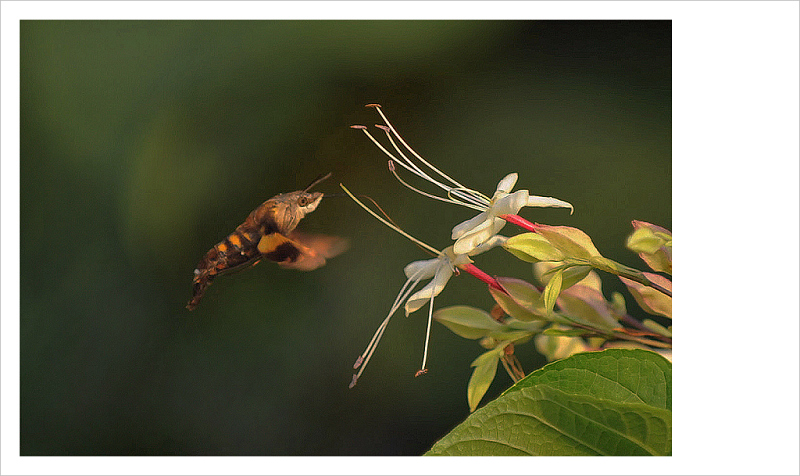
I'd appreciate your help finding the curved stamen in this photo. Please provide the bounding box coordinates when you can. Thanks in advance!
[355,127,404,166]
[377,126,458,195]
[359,125,473,207]
[358,118,490,211]
[371,105,469,191]
[350,265,431,387]
[388,160,485,211]
[446,186,491,207]
[379,126,487,208]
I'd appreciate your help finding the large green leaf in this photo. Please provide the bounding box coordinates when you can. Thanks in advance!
[425,349,671,456]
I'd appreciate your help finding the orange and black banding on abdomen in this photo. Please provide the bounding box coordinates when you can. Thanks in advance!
[213,232,261,271]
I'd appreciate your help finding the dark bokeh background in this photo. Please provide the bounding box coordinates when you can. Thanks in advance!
[20,20,671,455]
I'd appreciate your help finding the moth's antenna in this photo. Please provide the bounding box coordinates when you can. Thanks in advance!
[304,172,333,192]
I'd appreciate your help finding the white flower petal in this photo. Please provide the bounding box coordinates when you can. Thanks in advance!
[404,265,454,315]
[403,257,442,280]
[527,195,574,214]
[468,234,508,256]
[496,173,518,193]
[451,210,490,240]
[493,189,530,216]
[453,217,506,255]
[450,174,571,256]
[450,251,474,266]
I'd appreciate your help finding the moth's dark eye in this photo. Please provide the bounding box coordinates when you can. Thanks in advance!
[298,196,309,207]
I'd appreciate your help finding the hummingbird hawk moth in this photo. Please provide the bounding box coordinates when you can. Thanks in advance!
[187,172,348,310]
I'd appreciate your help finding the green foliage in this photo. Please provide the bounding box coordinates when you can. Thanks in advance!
[430,221,672,432]
[433,305,504,339]
[627,221,672,275]
[542,267,563,315]
[503,233,564,262]
[620,273,673,319]
[557,285,620,330]
[488,277,547,321]
[425,349,672,456]
[467,348,504,413]
[348,102,672,456]
[533,224,603,260]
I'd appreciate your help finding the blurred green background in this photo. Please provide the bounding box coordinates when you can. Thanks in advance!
[20,20,671,455]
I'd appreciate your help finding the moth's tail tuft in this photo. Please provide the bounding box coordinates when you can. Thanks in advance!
[186,269,215,311]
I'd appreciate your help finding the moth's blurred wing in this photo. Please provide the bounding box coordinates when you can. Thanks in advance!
[282,231,349,271]
[257,231,348,271]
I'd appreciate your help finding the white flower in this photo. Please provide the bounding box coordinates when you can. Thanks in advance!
[402,247,471,315]
[403,235,508,315]
[451,172,573,255]
[341,184,507,387]
[348,242,505,388]
[353,104,573,256]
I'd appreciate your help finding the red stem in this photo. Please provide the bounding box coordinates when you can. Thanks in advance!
[460,263,509,295]
[499,214,539,232]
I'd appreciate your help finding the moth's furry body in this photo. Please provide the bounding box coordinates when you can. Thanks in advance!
[187,174,345,310]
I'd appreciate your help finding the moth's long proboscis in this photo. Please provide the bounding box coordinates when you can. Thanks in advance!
[304,172,333,192]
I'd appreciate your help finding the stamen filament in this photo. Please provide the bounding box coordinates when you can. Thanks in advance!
[445,186,491,208]
[350,266,430,388]
[357,117,492,211]
[370,104,469,191]
[376,125,437,185]
[418,267,439,375]
[340,184,440,256]
[388,161,485,211]
[355,127,405,166]
[380,127,489,208]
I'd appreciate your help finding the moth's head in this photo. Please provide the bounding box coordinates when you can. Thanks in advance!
[294,172,331,218]
[293,172,331,217]
[269,173,332,232]
[265,190,321,232]
[290,190,324,215]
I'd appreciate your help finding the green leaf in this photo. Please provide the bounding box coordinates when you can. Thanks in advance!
[504,233,564,262]
[620,273,672,319]
[504,349,671,410]
[541,328,590,337]
[590,256,647,278]
[559,265,593,291]
[542,268,563,315]
[626,227,665,254]
[484,330,535,345]
[426,349,672,456]
[626,222,672,275]
[643,319,672,337]
[557,285,619,330]
[489,277,547,322]
[610,291,627,316]
[433,305,504,339]
[534,333,590,362]
[533,225,602,260]
[534,262,602,292]
[467,349,502,412]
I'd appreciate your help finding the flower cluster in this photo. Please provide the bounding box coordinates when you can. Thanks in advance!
[345,104,574,387]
